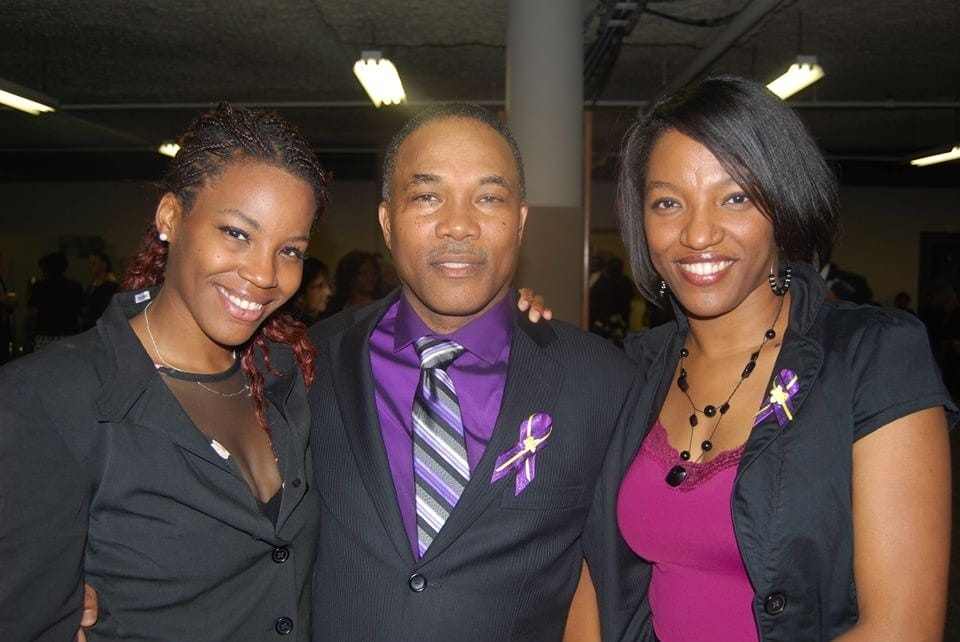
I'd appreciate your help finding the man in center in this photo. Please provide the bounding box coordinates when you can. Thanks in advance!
[308,104,648,640]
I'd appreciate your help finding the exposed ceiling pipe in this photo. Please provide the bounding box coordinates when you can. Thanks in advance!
[663,0,786,93]
[60,100,960,111]
[584,0,647,100]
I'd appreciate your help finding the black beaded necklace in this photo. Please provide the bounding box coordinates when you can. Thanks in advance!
[665,297,785,487]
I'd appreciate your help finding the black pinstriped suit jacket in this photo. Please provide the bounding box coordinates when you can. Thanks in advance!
[307,291,652,641]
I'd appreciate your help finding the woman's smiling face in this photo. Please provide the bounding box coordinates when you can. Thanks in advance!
[157,160,315,349]
[643,129,777,320]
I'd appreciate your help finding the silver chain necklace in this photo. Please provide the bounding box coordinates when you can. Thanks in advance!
[143,300,249,398]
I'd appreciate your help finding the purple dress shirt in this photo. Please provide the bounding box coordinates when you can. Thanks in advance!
[370,292,514,558]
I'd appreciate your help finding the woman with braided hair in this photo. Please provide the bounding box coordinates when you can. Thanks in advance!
[0,103,327,641]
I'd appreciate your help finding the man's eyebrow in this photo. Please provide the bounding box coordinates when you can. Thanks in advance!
[479,175,509,189]
[406,173,440,188]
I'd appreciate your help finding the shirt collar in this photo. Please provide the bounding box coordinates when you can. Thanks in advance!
[394,289,516,364]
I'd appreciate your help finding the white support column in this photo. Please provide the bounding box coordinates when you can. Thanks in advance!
[506,0,587,325]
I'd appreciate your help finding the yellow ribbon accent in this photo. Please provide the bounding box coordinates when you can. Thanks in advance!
[768,375,798,421]
[493,414,553,473]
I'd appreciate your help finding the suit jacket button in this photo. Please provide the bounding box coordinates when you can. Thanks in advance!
[271,546,290,564]
[764,592,787,615]
[274,616,294,635]
[408,573,427,592]
[291,478,302,488]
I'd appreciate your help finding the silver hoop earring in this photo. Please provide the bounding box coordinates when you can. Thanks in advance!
[768,262,792,296]
[658,279,668,297]
[158,232,168,242]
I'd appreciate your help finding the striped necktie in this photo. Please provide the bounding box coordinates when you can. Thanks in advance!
[412,336,469,557]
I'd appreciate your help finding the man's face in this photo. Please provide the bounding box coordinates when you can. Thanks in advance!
[379,117,527,334]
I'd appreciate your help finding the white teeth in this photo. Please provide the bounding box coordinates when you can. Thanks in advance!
[224,291,263,311]
[442,262,470,269]
[679,261,733,276]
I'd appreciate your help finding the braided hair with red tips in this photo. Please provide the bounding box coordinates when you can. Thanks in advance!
[123,103,329,432]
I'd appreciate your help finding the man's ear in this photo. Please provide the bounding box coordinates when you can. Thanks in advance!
[518,203,529,242]
[378,202,392,250]
[155,193,183,242]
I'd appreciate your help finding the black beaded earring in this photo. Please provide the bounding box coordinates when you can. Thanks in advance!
[769,262,792,296]
[658,279,668,297]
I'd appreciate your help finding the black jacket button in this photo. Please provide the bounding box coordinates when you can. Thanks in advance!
[271,546,290,564]
[291,478,302,488]
[764,592,787,615]
[408,573,427,592]
[274,616,294,635]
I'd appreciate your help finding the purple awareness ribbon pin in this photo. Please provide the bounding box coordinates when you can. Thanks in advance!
[753,368,800,428]
[491,413,553,495]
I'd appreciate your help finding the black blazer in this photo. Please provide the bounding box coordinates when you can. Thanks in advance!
[307,292,651,641]
[0,292,320,641]
[622,264,956,641]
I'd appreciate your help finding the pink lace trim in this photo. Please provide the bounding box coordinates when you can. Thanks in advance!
[642,419,746,492]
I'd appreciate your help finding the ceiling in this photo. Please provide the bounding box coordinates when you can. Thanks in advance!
[1,0,958,187]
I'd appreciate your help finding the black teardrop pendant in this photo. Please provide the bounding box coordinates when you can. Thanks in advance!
[666,465,688,487]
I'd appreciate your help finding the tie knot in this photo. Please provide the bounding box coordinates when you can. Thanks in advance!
[414,336,465,370]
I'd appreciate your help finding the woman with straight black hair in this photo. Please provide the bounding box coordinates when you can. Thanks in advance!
[608,74,954,641]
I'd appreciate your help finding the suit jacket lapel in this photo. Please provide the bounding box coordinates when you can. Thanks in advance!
[332,299,417,564]
[739,329,823,471]
[99,368,277,538]
[98,355,241,480]
[263,353,311,532]
[418,313,564,563]
[623,327,679,472]
[95,291,242,478]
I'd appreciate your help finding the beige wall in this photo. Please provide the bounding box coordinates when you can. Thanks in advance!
[515,205,585,325]
[310,180,385,270]
[0,180,385,348]
[588,181,960,307]
[2,179,957,339]
[830,186,960,306]
[0,180,385,290]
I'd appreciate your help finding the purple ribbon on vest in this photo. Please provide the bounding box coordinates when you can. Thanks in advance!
[491,413,553,495]
[753,368,800,428]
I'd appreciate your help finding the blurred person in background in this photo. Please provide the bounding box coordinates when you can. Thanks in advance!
[27,251,83,350]
[285,256,332,326]
[80,251,120,330]
[325,248,381,315]
[0,253,15,363]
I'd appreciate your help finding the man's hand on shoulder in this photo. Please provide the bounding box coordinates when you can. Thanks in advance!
[76,583,98,642]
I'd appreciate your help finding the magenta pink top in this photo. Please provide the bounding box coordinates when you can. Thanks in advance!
[617,420,758,642]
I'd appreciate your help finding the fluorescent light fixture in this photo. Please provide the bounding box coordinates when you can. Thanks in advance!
[353,50,406,107]
[0,78,57,115]
[158,142,181,158]
[910,145,960,167]
[766,56,825,100]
